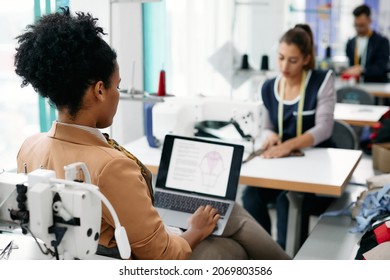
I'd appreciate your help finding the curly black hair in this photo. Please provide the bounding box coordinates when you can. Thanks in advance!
[14,7,117,116]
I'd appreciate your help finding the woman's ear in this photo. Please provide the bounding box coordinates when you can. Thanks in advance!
[93,81,105,100]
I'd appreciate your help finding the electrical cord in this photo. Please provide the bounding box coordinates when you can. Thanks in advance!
[21,225,56,257]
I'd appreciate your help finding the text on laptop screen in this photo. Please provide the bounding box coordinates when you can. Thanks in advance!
[166,138,234,198]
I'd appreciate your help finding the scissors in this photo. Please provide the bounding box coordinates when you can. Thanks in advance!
[242,148,305,163]
[242,149,264,163]
[0,240,14,260]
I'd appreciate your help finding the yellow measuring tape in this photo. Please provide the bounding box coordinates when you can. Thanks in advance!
[278,71,307,140]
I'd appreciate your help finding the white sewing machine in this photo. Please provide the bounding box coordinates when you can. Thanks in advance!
[0,163,130,260]
[145,96,263,152]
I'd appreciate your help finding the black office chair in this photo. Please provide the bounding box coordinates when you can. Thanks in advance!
[336,86,375,105]
[330,120,359,150]
[336,86,374,148]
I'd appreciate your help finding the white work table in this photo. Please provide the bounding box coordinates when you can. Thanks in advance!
[239,148,361,196]
[0,231,52,260]
[126,136,362,257]
[294,215,362,260]
[336,80,390,99]
[294,185,367,260]
[334,103,389,127]
[126,137,362,197]
[0,230,113,260]
[356,82,390,98]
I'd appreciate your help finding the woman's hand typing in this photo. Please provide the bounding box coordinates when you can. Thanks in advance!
[180,205,220,249]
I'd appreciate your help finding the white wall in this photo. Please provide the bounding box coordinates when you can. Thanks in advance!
[245,0,289,71]
[230,0,289,99]
[70,0,110,38]
[70,0,144,144]
[379,0,390,38]
[110,2,144,144]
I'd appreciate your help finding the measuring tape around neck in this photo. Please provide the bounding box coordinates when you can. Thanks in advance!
[278,70,307,140]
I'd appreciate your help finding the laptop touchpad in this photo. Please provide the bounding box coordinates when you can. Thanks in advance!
[161,210,189,230]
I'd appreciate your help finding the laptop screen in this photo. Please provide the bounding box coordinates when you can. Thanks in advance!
[156,135,244,200]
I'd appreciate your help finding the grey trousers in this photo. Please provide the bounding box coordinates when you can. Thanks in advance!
[190,203,291,260]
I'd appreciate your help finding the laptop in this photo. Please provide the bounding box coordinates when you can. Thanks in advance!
[154,134,244,236]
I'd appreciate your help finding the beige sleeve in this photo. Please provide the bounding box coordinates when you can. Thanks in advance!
[97,158,191,260]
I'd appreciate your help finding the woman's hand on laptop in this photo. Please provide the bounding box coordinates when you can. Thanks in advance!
[180,205,220,249]
[189,205,220,237]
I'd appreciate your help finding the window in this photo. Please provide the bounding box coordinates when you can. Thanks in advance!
[0,1,39,170]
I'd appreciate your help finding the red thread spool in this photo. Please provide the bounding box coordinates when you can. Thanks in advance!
[157,70,166,96]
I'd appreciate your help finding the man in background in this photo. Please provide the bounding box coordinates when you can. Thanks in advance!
[343,4,389,83]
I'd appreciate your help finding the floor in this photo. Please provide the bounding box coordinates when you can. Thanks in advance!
[235,185,318,242]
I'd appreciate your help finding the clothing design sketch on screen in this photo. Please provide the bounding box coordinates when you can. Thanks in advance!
[199,150,225,187]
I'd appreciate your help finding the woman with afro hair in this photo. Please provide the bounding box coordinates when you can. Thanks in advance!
[15,7,289,260]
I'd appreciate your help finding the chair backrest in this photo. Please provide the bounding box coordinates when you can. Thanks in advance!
[330,120,359,150]
[336,86,375,105]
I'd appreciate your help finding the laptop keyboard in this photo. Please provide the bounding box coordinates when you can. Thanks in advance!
[154,191,230,216]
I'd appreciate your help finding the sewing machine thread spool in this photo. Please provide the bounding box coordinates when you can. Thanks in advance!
[157,70,166,96]
[260,55,269,71]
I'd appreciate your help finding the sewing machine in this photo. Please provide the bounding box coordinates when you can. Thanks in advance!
[0,163,130,260]
[145,96,263,152]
